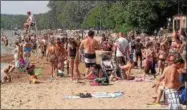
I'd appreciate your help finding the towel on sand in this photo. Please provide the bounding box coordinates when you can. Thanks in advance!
[64,91,124,99]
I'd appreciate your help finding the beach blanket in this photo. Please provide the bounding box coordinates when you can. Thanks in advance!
[92,91,124,98]
[126,77,154,82]
[64,91,124,99]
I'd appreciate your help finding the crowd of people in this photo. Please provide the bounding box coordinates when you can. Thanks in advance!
[1,28,187,109]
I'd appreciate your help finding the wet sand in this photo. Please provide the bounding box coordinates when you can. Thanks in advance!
[1,54,185,109]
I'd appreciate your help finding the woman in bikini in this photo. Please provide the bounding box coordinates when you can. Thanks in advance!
[134,38,143,68]
[23,39,33,58]
[68,39,78,80]
[158,45,168,75]
[142,43,156,79]
[171,33,182,53]
[74,39,81,80]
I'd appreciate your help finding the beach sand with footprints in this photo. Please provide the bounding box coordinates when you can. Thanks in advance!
[2,52,185,109]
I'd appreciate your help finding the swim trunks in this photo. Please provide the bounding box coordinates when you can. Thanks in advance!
[84,53,96,68]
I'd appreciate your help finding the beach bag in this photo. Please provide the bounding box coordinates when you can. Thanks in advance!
[178,86,187,105]
[95,77,109,85]
[94,69,109,85]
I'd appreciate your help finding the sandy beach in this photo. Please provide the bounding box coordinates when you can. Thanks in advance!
[1,54,177,109]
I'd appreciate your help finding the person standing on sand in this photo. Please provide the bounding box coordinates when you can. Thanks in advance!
[115,32,129,66]
[4,36,8,47]
[79,30,99,75]
[23,38,33,58]
[74,38,81,80]
[46,40,58,79]
[163,58,184,109]
[134,38,143,68]
[55,38,66,72]
[114,32,129,79]
[68,38,78,80]
[142,43,156,79]
[13,42,21,63]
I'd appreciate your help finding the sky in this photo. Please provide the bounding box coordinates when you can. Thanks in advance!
[1,1,50,15]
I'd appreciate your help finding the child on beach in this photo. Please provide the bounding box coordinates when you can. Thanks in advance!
[119,60,136,80]
[1,64,15,83]
[26,65,46,84]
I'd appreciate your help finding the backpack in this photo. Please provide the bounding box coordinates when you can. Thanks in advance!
[94,69,109,85]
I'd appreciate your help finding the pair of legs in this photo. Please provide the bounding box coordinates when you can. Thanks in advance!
[144,59,156,79]
[135,52,142,68]
[158,59,165,75]
[69,57,75,79]
[84,53,96,75]
[116,56,127,79]
[58,59,64,72]
[74,60,80,79]
[152,81,164,103]
[50,61,58,78]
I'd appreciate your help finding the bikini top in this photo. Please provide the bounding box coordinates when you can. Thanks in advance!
[24,47,31,52]
[69,46,76,57]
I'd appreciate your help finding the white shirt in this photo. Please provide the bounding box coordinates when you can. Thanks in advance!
[29,14,35,23]
[116,37,129,57]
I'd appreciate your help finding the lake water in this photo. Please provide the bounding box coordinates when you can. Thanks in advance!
[1,30,19,55]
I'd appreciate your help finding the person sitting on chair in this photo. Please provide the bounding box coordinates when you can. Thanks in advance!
[24,11,35,33]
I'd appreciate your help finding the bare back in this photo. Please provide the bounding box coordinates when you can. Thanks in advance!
[47,45,56,57]
[81,37,99,54]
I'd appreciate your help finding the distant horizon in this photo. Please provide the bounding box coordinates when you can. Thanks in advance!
[1,1,49,15]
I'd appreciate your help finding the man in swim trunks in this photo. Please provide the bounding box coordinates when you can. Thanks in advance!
[79,30,99,75]
[24,11,35,33]
[163,58,184,109]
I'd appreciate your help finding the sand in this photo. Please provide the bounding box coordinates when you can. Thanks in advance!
[1,54,185,109]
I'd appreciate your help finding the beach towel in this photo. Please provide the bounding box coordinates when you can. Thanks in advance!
[91,92,124,98]
[64,92,124,99]
[126,77,154,82]
[65,96,81,99]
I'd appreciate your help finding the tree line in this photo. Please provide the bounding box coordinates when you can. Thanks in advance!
[1,0,187,34]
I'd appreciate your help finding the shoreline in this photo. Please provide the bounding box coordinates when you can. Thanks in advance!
[1,52,185,109]
[1,54,14,63]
